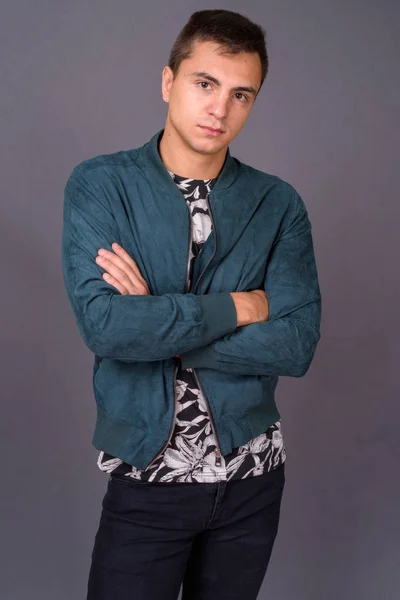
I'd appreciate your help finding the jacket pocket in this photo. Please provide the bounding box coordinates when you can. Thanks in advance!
[92,358,163,431]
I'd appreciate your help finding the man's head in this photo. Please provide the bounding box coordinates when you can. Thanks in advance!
[161,9,268,157]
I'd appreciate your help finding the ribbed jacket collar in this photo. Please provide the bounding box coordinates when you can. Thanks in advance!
[140,128,240,193]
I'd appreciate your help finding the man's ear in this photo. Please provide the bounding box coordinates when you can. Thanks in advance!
[161,65,174,103]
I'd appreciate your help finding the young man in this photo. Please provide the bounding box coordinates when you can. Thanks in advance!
[62,9,321,600]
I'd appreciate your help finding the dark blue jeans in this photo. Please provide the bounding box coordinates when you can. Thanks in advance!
[87,462,285,600]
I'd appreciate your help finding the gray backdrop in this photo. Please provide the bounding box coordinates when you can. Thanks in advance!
[1,1,399,599]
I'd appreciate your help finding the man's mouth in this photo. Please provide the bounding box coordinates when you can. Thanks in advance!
[198,125,224,136]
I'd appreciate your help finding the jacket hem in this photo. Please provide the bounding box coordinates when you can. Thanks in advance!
[92,406,163,470]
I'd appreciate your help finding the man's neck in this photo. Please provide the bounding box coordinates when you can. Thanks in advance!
[158,123,226,180]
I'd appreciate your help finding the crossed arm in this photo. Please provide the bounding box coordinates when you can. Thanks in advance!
[93,242,269,352]
[62,168,321,377]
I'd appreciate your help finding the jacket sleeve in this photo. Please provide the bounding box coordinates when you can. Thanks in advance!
[61,166,238,361]
[179,191,322,377]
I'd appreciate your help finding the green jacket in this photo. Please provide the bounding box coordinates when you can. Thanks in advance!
[61,128,322,469]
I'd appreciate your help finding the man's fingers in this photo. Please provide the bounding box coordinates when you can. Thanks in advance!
[96,254,132,285]
[96,250,139,290]
[96,249,150,295]
[102,273,128,295]
[100,259,147,294]
[97,245,148,288]
[97,247,133,276]
[111,243,147,283]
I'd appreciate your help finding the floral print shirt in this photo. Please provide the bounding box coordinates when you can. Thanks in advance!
[98,169,286,482]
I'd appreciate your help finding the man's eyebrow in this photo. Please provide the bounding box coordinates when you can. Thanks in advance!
[187,71,257,96]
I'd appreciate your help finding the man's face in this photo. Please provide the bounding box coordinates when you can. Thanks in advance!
[162,40,262,156]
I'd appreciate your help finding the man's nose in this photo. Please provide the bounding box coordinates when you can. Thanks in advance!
[209,93,229,119]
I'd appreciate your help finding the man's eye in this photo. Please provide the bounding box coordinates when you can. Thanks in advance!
[235,93,248,102]
[197,82,248,103]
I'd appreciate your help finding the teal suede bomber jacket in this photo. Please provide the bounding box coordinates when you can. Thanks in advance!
[61,128,322,470]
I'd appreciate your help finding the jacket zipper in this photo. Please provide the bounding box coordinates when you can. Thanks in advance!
[145,191,222,470]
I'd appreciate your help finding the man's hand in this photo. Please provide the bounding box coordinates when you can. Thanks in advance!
[95,243,151,296]
[230,290,269,327]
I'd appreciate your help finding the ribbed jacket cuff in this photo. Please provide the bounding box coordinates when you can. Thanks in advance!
[197,292,237,343]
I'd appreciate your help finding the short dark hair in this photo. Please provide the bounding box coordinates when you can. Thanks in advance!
[168,9,268,96]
